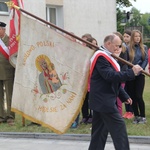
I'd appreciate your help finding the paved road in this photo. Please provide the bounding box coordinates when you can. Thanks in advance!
[0,137,150,150]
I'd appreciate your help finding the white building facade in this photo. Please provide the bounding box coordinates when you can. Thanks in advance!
[0,0,116,45]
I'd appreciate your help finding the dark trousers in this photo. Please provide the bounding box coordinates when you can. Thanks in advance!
[124,84,133,113]
[81,92,92,118]
[88,111,129,150]
[125,74,145,117]
[124,103,133,112]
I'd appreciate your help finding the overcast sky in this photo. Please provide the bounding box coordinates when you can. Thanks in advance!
[123,0,150,13]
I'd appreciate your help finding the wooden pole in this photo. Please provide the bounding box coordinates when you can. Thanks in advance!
[22,116,25,126]
[111,53,150,77]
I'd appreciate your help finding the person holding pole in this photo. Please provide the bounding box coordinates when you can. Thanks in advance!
[88,34,143,150]
[0,22,15,125]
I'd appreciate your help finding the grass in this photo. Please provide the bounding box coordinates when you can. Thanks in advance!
[125,76,150,136]
[0,77,150,136]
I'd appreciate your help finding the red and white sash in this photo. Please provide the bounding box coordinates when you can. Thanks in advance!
[0,39,9,59]
[90,47,120,77]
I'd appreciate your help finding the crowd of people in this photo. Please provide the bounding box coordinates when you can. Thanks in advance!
[71,30,149,130]
[0,20,150,149]
[65,30,149,149]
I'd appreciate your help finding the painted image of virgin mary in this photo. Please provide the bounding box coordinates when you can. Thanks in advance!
[35,55,62,94]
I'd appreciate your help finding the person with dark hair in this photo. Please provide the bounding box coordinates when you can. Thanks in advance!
[125,30,148,124]
[87,37,98,51]
[122,29,134,119]
[113,31,127,116]
[80,33,93,125]
[0,22,15,125]
[123,30,131,45]
[82,33,92,40]
[88,34,143,150]
[80,37,98,125]
[81,33,92,46]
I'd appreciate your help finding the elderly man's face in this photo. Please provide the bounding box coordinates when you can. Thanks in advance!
[114,46,122,57]
[109,36,122,54]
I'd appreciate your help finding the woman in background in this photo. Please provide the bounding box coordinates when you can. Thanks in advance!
[80,37,98,124]
[126,30,148,124]
[122,30,134,119]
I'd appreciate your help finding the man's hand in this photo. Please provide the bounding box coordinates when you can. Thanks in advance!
[132,65,143,76]
[125,98,132,105]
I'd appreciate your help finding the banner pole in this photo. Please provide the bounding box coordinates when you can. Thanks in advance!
[22,116,25,126]
[5,2,150,77]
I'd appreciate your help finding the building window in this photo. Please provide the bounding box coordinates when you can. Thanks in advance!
[0,0,9,15]
[46,7,56,26]
[46,5,64,30]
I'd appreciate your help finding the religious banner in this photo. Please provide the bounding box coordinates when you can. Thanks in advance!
[11,13,94,134]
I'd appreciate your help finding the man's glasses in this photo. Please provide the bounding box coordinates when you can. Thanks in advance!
[119,45,122,48]
[112,43,122,48]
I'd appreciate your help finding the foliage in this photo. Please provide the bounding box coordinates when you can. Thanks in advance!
[117,5,150,48]
[127,7,141,26]
[140,13,150,39]
[116,0,136,7]
[144,42,150,49]
[116,0,136,34]
[116,8,125,34]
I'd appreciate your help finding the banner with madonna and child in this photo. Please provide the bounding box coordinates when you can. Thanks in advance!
[11,12,94,134]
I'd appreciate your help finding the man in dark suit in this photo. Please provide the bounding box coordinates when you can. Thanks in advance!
[88,34,143,150]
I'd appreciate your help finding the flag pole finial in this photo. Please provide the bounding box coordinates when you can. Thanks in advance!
[5,1,20,10]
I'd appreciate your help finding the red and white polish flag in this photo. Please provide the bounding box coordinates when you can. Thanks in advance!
[9,0,24,67]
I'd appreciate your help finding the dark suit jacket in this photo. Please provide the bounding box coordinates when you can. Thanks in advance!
[89,55,135,113]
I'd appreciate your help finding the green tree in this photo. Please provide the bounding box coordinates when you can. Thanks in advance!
[140,13,150,38]
[116,0,136,34]
[116,0,136,7]
[127,7,141,26]
[116,0,150,46]
[116,8,124,34]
